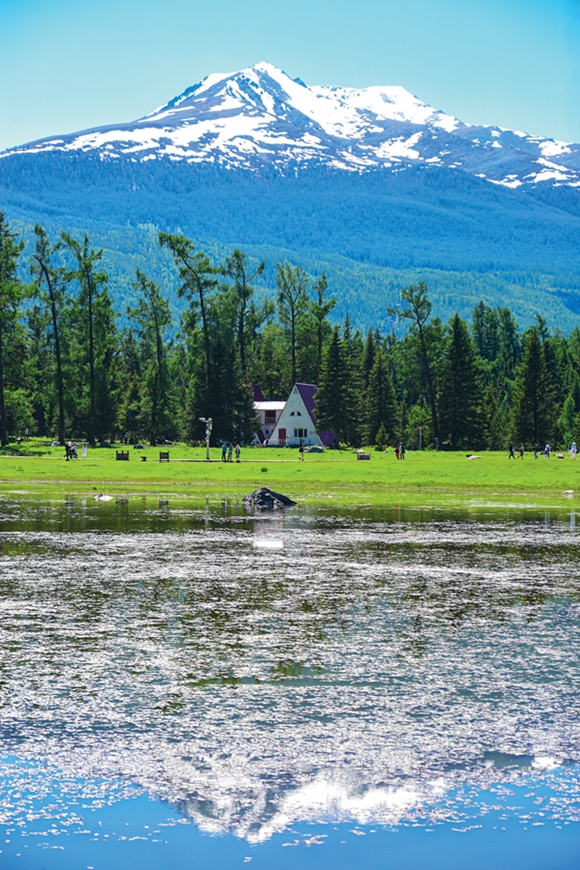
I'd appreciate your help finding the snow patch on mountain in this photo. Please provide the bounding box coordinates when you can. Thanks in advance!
[3,62,580,190]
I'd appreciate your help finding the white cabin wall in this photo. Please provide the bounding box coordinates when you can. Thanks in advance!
[270,386,322,447]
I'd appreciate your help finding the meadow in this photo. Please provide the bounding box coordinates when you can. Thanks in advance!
[0,441,578,507]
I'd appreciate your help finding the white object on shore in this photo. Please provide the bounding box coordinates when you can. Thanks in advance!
[95,493,113,502]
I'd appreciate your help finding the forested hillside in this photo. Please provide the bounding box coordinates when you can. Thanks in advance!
[2,155,580,330]
[1,212,578,452]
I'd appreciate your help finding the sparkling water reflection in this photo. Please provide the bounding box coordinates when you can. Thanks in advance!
[0,496,579,846]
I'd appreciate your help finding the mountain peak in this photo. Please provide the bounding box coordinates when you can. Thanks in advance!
[3,63,579,189]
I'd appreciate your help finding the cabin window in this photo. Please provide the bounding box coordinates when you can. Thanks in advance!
[294,428,307,438]
[265,411,276,424]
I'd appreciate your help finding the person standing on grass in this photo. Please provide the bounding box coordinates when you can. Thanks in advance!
[533,442,539,459]
[221,442,227,462]
[81,443,87,459]
[299,438,305,461]
[395,444,400,460]
[545,443,551,459]
[400,443,406,460]
[509,441,516,459]
[571,441,577,459]
[235,444,241,462]
[435,437,440,451]
[227,442,233,462]
[518,443,524,459]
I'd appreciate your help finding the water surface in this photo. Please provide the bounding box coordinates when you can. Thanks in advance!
[0,496,578,866]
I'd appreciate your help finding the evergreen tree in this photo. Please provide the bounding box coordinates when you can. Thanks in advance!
[27,303,53,436]
[117,329,143,440]
[159,232,218,398]
[568,326,580,378]
[276,262,310,386]
[315,327,347,446]
[31,225,68,444]
[558,376,580,446]
[483,307,500,363]
[62,232,118,443]
[471,301,500,363]
[360,327,377,439]
[0,211,576,453]
[182,280,259,444]
[497,307,520,381]
[375,423,388,450]
[559,392,577,448]
[361,328,377,390]
[341,314,364,445]
[248,321,290,400]
[128,269,174,445]
[388,282,439,443]
[512,328,558,445]
[0,214,26,445]
[471,301,487,358]
[363,349,397,446]
[224,249,266,374]
[310,273,335,381]
[439,314,483,447]
[482,383,504,449]
[399,397,409,445]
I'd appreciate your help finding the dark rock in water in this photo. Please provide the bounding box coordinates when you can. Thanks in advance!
[242,488,297,510]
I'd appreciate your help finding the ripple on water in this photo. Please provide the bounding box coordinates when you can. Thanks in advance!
[0,499,579,841]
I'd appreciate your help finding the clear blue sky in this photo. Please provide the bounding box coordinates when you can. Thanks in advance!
[1,0,579,151]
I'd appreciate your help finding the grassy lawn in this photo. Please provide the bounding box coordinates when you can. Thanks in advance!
[0,441,578,506]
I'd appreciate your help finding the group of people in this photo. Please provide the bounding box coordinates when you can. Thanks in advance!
[509,441,578,459]
[63,441,87,460]
[221,442,241,462]
[394,443,406,460]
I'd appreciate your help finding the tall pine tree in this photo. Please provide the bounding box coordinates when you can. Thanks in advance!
[439,314,482,448]
[363,349,397,446]
[315,327,347,447]
[0,214,26,446]
[512,328,558,445]
[128,269,174,445]
[31,225,68,445]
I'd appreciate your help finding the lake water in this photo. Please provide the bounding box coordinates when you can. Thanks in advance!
[0,495,579,868]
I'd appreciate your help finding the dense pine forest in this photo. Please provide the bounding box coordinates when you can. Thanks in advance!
[0,211,577,451]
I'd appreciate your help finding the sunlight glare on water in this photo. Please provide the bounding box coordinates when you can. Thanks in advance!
[0,496,579,851]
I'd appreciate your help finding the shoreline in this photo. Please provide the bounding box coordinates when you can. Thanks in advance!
[0,444,577,506]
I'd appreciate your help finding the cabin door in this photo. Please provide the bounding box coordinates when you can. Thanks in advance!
[278,428,286,445]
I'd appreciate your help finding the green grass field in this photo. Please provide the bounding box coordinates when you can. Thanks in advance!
[0,441,578,507]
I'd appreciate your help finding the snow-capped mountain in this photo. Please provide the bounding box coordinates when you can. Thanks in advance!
[4,62,580,189]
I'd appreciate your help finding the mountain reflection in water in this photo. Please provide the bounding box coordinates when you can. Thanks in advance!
[0,496,579,843]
